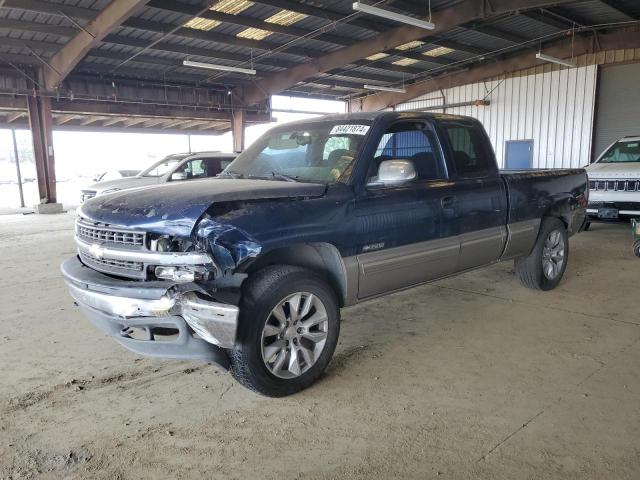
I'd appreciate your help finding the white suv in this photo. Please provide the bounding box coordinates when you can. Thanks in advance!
[586,136,640,221]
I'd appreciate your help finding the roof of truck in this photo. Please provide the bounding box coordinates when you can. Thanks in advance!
[276,111,475,125]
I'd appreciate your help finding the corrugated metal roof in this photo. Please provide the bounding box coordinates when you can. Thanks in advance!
[0,0,635,100]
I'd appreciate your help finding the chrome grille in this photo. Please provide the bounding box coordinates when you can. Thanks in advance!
[79,251,145,278]
[76,220,145,247]
[589,179,639,192]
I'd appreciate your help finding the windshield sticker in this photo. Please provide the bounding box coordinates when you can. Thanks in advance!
[330,124,370,136]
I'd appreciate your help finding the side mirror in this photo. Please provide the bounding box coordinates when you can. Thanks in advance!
[367,159,416,187]
[171,172,187,181]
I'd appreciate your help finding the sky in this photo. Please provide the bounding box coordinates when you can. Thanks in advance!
[0,96,346,209]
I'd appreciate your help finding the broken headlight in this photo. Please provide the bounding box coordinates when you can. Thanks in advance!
[148,234,214,282]
[154,265,208,283]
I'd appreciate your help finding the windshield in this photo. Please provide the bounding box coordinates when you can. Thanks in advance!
[599,140,640,163]
[222,122,370,183]
[139,156,186,177]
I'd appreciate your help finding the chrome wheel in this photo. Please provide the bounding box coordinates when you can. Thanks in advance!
[542,229,565,280]
[260,292,329,379]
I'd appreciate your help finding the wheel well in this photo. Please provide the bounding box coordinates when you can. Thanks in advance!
[243,243,348,306]
[544,200,572,230]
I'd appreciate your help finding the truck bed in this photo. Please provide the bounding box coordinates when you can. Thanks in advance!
[501,168,588,232]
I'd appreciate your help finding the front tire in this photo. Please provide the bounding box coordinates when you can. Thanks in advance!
[229,265,340,397]
[515,217,569,291]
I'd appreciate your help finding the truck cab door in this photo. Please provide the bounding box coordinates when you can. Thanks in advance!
[437,119,508,271]
[353,122,460,299]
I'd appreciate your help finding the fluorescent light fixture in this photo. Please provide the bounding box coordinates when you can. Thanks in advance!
[364,84,406,93]
[353,2,435,30]
[535,52,575,68]
[182,60,256,75]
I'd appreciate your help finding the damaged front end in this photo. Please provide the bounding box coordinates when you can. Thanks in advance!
[63,213,264,368]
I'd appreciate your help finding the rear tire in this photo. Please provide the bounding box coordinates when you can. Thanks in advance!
[515,217,569,291]
[229,265,340,397]
[633,240,640,258]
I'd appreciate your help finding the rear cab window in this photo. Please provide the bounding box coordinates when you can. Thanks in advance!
[438,120,497,178]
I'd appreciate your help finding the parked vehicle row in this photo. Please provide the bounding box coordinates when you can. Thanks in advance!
[80,151,236,202]
[585,135,640,222]
[62,112,587,396]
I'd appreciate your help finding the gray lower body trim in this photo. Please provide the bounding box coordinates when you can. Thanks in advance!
[500,219,541,260]
[458,226,507,272]
[356,236,459,299]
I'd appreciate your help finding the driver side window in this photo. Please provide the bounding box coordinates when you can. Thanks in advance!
[175,159,206,180]
[369,123,446,183]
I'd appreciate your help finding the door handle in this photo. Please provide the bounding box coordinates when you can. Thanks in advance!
[441,195,457,208]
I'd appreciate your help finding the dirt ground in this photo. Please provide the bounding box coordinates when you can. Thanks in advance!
[0,213,638,480]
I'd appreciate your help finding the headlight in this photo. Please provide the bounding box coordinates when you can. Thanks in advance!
[155,266,207,283]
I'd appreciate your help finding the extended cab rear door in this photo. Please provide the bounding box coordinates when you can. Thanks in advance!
[436,118,508,271]
[353,120,461,299]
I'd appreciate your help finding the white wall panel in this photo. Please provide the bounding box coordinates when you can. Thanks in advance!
[395,64,598,169]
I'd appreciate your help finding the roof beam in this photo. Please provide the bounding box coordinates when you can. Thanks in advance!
[55,114,79,125]
[51,99,269,122]
[2,0,98,19]
[122,117,150,127]
[6,111,26,123]
[597,0,638,19]
[79,116,106,126]
[42,0,148,90]
[520,10,574,30]
[350,26,640,112]
[102,117,126,127]
[239,0,576,106]
[471,25,531,44]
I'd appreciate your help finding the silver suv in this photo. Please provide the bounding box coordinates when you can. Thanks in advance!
[586,136,640,220]
[80,152,236,202]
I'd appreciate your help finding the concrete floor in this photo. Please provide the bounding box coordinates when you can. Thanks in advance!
[0,213,639,480]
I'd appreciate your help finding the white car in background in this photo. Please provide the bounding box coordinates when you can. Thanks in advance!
[80,151,236,202]
[586,136,640,222]
[93,169,140,183]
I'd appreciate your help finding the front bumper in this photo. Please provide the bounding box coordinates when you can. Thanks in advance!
[61,256,238,368]
[587,201,640,219]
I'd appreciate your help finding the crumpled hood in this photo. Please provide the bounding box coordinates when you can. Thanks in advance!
[79,178,327,236]
[586,162,640,178]
[84,176,160,194]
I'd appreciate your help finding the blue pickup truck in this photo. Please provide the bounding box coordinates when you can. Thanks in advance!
[62,112,587,396]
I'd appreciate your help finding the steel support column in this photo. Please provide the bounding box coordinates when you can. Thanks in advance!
[232,109,246,153]
[27,93,57,203]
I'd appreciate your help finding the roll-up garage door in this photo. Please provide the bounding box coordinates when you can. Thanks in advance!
[593,63,640,160]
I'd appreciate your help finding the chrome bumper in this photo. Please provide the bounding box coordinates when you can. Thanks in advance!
[61,257,238,367]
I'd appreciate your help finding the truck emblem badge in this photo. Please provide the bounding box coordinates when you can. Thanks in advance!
[89,243,105,259]
[362,242,384,252]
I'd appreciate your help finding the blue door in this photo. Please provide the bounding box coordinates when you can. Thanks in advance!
[505,140,533,169]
